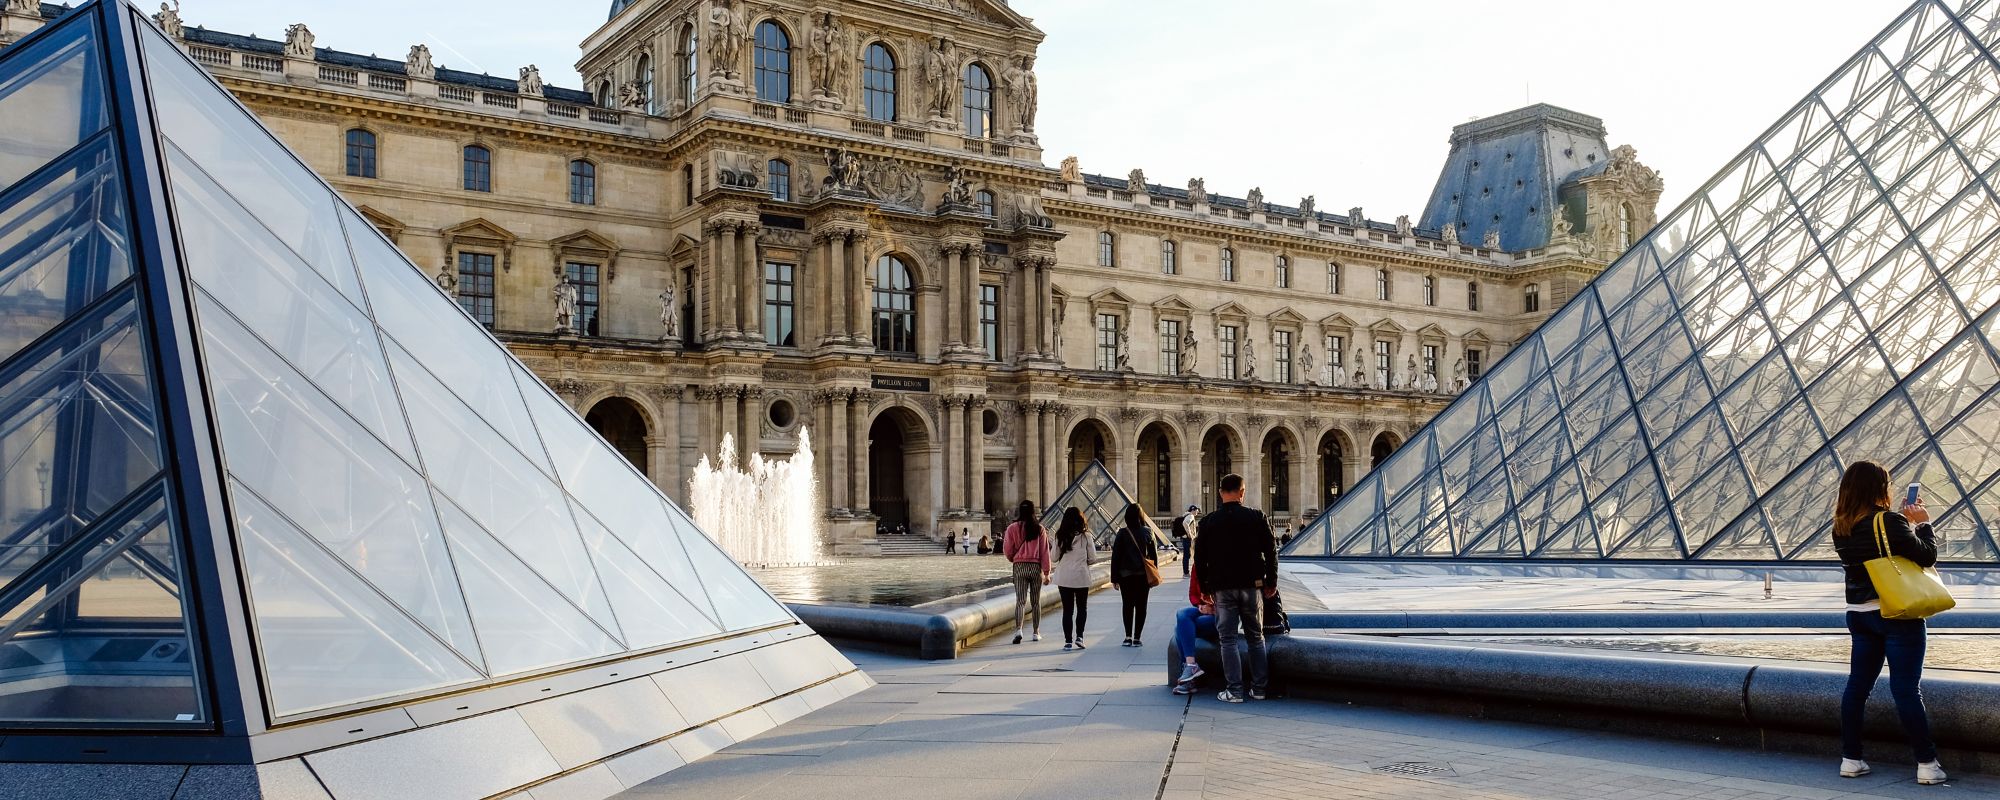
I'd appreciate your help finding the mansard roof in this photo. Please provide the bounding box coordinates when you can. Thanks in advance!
[180,26,598,106]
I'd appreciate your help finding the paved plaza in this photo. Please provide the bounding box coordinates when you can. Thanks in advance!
[611,582,1999,800]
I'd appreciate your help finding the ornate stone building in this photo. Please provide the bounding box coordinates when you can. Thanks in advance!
[8,0,1659,553]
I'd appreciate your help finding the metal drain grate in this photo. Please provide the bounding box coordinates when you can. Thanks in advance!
[1032,668,1074,673]
[1371,762,1456,777]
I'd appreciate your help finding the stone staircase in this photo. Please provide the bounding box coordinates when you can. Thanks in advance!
[876,531,951,557]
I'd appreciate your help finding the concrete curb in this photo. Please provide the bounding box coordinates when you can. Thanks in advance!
[789,564,1115,659]
[1287,609,2000,629]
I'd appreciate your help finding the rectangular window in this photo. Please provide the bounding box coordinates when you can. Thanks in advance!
[1219,324,1239,380]
[1468,281,1481,311]
[457,252,496,328]
[564,262,601,336]
[1096,313,1121,371]
[1221,248,1236,282]
[1376,269,1390,301]
[1423,344,1439,383]
[344,130,375,178]
[1276,256,1290,288]
[1326,335,1343,385]
[980,284,1000,360]
[1374,340,1392,388]
[1327,262,1340,294]
[1468,348,1484,380]
[681,164,695,208]
[462,147,491,192]
[1159,318,1181,376]
[763,262,795,347]
[570,161,596,205]
[1162,240,1177,275]
[1423,276,1436,306]
[1274,330,1293,384]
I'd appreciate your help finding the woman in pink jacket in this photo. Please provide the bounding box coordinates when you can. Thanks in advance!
[1003,500,1052,644]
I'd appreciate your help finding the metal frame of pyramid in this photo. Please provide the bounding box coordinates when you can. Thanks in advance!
[1041,461,1180,559]
[0,1,860,792]
[1288,0,2000,564]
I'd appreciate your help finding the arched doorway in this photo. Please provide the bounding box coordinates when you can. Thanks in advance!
[1065,418,1112,480]
[1136,422,1176,513]
[868,407,935,534]
[1261,428,1297,515]
[1199,424,1241,508]
[584,397,649,477]
[1371,431,1401,469]
[1317,431,1347,512]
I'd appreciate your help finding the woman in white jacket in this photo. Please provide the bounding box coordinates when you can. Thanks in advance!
[1051,507,1098,651]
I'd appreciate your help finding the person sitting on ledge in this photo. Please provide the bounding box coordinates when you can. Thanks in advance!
[1170,563,1215,695]
[976,534,993,555]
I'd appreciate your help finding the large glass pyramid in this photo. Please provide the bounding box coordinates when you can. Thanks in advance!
[1289,0,2000,563]
[1041,461,1181,560]
[0,0,796,730]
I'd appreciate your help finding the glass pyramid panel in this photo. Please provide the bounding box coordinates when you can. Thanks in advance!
[1040,461,1179,556]
[1287,0,2000,562]
[432,494,621,677]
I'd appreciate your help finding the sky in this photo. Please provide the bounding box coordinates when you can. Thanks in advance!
[177,0,1899,217]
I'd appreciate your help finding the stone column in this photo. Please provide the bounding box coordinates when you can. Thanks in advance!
[849,390,871,518]
[942,396,965,512]
[652,386,683,498]
[1172,449,1198,515]
[1016,267,1037,362]
[1036,262,1054,356]
[717,387,740,455]
[962,251,980,352]
[824,391,850,512]
[740,225,762,343]
[823,232,847,346]
[1289,448,1310,520]
[849,234,871,343]
[645,434,673,498]
[739,388,761,459]
[1110,422,1138,498]
[942,247,961,350]
[716,223,739,336]
[1042,403,1063,504]
[1021,402,1042,504]
[965,398,985,516]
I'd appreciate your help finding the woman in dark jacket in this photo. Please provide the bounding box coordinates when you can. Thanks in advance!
[1111,503,1159,647]
[1830,461,1944,785]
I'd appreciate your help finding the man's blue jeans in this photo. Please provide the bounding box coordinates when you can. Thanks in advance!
[1842,610,1937,762]
[1177,538,1191,575]
[1212,588,1267,695]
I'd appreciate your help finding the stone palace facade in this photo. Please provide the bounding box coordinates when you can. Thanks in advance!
[4,0,1662,553]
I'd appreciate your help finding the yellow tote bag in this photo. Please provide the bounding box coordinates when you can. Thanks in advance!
[1865,512,1955,620]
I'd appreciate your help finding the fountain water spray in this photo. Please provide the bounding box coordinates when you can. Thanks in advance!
[689,428,826,567]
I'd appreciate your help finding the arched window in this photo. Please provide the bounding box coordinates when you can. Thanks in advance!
[767,159,791,201]
[1276,255,1291,288]
[963,63,994,139]
[1525,283,1542,312]
[1221,247,1236,282]
[1422,275,1436,306]
[873,255,917,354]
[1097,231,1115,267]
[680,25,699,104]
[1375,268,1390,300]
[1161,240,1177,275]
[1467,280,1481,311]
[636,54,655,114]
[976,190,995,217]
[1618,202,1636,250]
[754,21,791,103]
[462,145,491,192]
[344,128,375,178]
[864,43,897,122]
[569,159,596,205]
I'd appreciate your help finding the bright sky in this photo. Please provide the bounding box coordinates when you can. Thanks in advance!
[181,0,1899,217]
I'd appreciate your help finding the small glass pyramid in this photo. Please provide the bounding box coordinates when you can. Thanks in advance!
[1041,461,1180,559]
[1289,0,2000,562]
[0,0,797,730]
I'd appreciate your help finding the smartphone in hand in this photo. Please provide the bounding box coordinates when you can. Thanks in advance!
[1905,483,1923,508]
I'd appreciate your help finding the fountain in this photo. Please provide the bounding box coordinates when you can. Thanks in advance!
[689,428,825,567]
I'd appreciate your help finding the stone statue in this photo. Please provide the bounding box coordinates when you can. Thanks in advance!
[1441,222,1459,246]
[808,12,844,99]
[152,1,182,39]
[1002,55,1038,133]
[1453,358,1468,393]
[618,81,644,109]
[1395,214,1413,238]
[283,23,315,58]
[1348,206,1365,228]
[1551,208,1573,240]
[825,146,862,191]
[1050,298,1066,357]
[1181,331,1198,376]
[1015,192,1052,228]
[1299,344,1314,386]
[517,64,544,97]
[1298,195,1316,219]
[660,286,679,339]
[554,281,580,334]
[434,265,458,294]
[1355,346,1369,388]
[405,44,435,80]
[1241,339,1257,381]
[707,0,745,80]
[1127,168,1146,193]
[923,36,959,119]
[1115,324,1131,371]
[1246,187,1265,213]
[1483,228,1502,249]
[1060,156,1081,183]
[943,166,974,208]
[1327,357,1345,388]
[1421,370,1439,393]
[1187,177,1208,205]
[1401,355,1418,391]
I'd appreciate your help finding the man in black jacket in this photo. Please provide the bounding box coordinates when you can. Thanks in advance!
[1193,473,1277,702]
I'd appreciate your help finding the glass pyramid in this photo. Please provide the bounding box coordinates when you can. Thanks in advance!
[1289,0,2000,563]
[0,0,794,730]
[1041,461,1181,560]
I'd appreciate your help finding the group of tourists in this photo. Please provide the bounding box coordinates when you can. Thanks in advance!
[999,502,1160,649]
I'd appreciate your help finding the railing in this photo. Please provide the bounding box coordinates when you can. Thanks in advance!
[188,45,230,67]
[241,54,282,72]
[962,139,985,154]
[482,93,518,109]
[989,142,1011,157]
[849,119,884,136]
[547,103,580,119]
[318,65,358,85]
[892,126,925,143]
[587,108,621,124]
[438,84,474,102]
[784,107,809,124]
[366,73,406,93]
[753,103,778,120]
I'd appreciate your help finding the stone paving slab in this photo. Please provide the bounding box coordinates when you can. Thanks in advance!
[618,579,2000,800]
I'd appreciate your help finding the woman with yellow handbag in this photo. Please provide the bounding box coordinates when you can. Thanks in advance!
[1831,461,1946,785]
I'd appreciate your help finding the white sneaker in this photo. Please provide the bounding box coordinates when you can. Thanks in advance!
[1918,761,1947,785]
[1840,758,1870,778]
[1032,633,1043,642]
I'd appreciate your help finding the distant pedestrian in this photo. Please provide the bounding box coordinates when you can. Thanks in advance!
[1832,461,1945,785]
[1003,500,1051,644]
[942,532,954,555]
[1051,507,1096,651]
[1170,563,1215,695]
[1173,504,1198,577]
[1112,503,1160,647]
[960,528,972,554]
[977,534,993,555]
[1194,473,1276,703]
